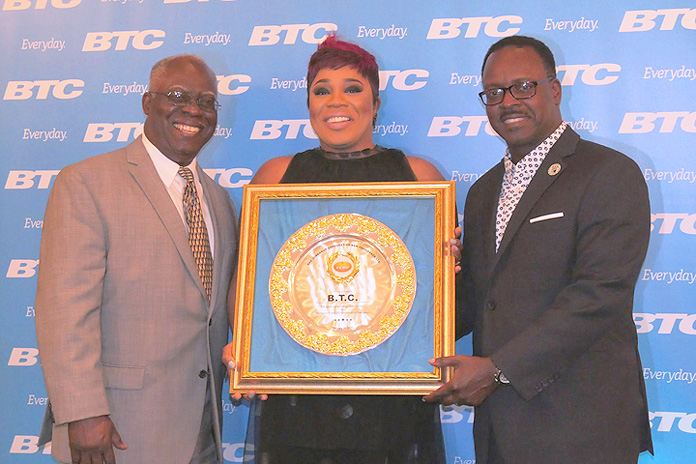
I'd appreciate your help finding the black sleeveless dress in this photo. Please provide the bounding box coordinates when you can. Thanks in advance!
[252,147,446,464]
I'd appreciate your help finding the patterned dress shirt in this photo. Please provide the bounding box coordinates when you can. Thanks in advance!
[495,121,568,251]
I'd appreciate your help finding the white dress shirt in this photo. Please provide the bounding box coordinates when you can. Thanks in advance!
[141,134,215,255]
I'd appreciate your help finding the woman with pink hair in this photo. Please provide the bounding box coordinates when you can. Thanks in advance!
[229,36,448,464]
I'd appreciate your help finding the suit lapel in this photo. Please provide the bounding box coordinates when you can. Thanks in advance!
[126,137,209,301]
[477,162,504,265]
[494,128,580,266]
[197,164,227,314]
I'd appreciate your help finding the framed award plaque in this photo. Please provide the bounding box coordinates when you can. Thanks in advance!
[231,182,456,395]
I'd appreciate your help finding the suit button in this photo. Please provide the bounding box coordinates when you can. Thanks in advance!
[199,370,208,379]
[208,319,212,326]
[486,300,496,310]
[338,404,354,419]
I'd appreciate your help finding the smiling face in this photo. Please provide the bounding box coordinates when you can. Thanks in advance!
[142,57,218,165]
[482,46,562,162]
[308,66,380,152]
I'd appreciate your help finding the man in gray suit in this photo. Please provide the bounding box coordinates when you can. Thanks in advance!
[35,54,237,464]
[425,36,653,463]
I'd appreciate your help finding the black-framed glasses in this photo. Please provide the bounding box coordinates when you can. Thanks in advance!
[478,77,554,106]
[148,90,221,111]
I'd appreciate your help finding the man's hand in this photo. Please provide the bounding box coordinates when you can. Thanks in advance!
[68,415,126,464]
[222,342,267,403]
[423,355,498,406]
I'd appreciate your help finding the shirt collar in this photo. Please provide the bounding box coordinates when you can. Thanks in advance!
[504,121,568,171]
[142,133,199,188]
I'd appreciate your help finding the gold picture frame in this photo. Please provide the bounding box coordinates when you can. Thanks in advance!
[231,182,456,395]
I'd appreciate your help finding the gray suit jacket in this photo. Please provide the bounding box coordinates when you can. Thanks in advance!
[458,128,653,463]
[35,137,237,464]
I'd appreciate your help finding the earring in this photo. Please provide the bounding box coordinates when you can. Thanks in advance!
[372,114,377,128]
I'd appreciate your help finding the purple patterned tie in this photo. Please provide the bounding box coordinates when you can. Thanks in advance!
[178,166,213,300]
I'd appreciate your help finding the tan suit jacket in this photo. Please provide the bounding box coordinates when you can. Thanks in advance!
[35,137,237,463]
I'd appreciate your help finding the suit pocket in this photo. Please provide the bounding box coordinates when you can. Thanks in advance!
[529,212,564,224]
[102,363,145,390]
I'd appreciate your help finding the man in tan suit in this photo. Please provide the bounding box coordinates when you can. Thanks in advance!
[35,54,237,464]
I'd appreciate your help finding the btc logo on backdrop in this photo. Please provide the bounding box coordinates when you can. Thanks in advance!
[221,442,253,462]
[10,436,51,455]
[82,30,165,51]
[84,123,142,142]
[203,168,252,189]
[248,23,338,46]
[2,0,79,9]
[440,404,475,424]
[619,8,696,32]
[379,70,428,91]
[650,412,696,433]
[651,213,696,234]
[218,74,251,96]
[5,171,59,189]
[620,112,696,133]
[634,313,696,335]
[250,119,317,140]
[427,116,496,137]
[556,64,621,85]
[426,16,522,39]
[7,347,39,366]
[6,260,39,278]
[4,80,83,100]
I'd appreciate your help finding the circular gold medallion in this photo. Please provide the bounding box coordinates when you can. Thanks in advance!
[269,213,416,356]
[548,163,562,176]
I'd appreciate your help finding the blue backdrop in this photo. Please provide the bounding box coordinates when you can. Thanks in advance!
[1,1,694,462]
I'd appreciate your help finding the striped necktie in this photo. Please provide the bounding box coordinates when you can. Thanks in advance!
[178,166,213,300]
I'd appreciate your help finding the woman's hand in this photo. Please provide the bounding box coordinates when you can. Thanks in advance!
[222,342,268,403]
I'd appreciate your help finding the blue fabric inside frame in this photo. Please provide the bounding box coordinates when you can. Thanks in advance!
[249,196,436,374]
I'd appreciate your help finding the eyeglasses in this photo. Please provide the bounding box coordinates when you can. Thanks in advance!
[148,90,221,112]
[478,77,554,106]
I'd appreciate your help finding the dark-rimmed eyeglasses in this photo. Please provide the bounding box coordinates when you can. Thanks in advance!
[478,77,554,106]
[148,90,221,112]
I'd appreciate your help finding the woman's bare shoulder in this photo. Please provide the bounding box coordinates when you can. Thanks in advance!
[250,155,294,184]
[406,156,446,181]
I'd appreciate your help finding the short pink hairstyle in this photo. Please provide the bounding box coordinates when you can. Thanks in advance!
[306,35,380,104]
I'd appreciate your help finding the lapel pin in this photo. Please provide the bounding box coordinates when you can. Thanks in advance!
[548,163,562,176]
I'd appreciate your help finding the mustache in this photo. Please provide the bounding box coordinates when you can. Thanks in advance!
[499,110,529,120]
